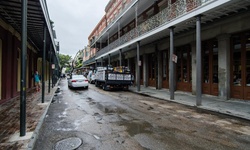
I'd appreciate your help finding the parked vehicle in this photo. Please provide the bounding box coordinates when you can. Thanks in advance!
[95,65,132,90]
[87,70,96,84]
[68,75,88,89]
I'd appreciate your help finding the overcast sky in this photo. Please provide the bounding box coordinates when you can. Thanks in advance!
[47,0,110,57]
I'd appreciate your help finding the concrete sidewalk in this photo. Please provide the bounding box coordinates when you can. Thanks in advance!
[129,86,250,121]
[0,83,58,150]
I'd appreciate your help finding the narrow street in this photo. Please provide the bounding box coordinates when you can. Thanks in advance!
[34,79,250,150]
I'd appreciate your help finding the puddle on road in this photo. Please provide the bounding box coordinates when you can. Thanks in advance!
[86,97,96,105]
[119,120,153,136]
[96,102,126,114]
[104,107,126,114]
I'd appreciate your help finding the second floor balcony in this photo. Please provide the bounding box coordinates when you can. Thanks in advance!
[92,0,249,60]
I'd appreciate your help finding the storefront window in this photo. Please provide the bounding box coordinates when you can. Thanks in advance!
[163,51,167,79]
[176,45,191,83]
[246,32,250,86]
[149,53,155,79]
[177,50,182,82]
[232,35,242,86]
[203,42,209,83]
[212,41,218,84]
[183,49,187,82]
[189,51,192,82]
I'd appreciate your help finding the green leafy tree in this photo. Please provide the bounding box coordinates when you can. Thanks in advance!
[59,54,72,72]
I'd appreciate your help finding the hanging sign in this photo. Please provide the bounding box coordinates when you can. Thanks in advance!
[51,64,55,69]
[172,54,178,63]
[138,60,141,66]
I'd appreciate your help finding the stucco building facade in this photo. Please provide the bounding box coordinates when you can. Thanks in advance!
[85,0,250,101]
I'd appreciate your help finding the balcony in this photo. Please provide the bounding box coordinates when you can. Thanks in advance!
[94,0,214,58]
[90,0,249,61]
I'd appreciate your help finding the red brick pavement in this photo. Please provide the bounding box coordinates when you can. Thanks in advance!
[0,86,56,150]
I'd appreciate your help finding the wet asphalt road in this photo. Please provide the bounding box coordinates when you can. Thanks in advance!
[33,78,250,150]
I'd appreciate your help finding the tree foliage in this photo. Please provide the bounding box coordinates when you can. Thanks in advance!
[59,54,72,69]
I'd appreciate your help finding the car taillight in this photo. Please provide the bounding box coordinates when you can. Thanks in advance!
[85,80,88,82]
[71,80,77,82]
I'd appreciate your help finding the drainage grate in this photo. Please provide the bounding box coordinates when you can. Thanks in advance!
[54,137,82,150]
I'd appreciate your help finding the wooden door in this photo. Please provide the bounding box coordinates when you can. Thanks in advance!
[176,45,192,92]
[162,50,169,88]
[231,31,250,100]
[202,40,218,96]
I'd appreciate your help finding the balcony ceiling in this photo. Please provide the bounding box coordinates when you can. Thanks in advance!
[0,0,53,51]
[98,0,250,59]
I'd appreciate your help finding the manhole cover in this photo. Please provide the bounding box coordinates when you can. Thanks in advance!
[54,137,82,150]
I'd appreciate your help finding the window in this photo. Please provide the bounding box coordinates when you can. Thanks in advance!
[245,32,250,86]
[232,35,242,86]
[163,51,167,78]
[176,45,191,83]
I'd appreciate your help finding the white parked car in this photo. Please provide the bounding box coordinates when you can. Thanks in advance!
[87,70,96,84]
[68,75,88,89]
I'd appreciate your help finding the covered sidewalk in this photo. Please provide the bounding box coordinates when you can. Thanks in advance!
[129,86,250,121]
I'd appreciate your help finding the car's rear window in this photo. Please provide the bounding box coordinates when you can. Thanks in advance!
[72,75,85,79]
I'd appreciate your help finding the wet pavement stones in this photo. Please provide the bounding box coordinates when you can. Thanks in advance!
[0,83,58,150]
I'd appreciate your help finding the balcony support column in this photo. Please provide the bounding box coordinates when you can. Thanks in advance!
[127,58,130,69]
[20,0,27,137]
[48,44,52,93]
[169,26,175,100]
[101,57,103,66]
[100,38,102,49]
[136,41,140,91]
[108,54,111,65]
[143,53,148,87]
[119,49,122,66]
[108,31,110,52]
[42,25,47,104]
[118,22,121,45]
[196,15,202,106]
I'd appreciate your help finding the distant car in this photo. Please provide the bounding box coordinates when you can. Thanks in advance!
[68,75,88,89]
[87,70,96,84]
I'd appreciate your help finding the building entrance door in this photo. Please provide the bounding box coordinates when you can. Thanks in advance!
[231,31,250,100]
[176,45,192,92]
[148,53,156,87]
[202,40,218,96]
[162,50,169,88]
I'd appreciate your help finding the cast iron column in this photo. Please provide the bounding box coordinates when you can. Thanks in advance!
[196,15,202,106]
[118,22,121,45]
[20,0,27,137]
[169,27,175,100]
[137,41,140,91]
[108,54,111,65]
[42,25,47,103]
[48,44,52,93]
[119,49,122,66]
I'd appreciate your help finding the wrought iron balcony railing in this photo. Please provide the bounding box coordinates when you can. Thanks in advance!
[94,0,212,58]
